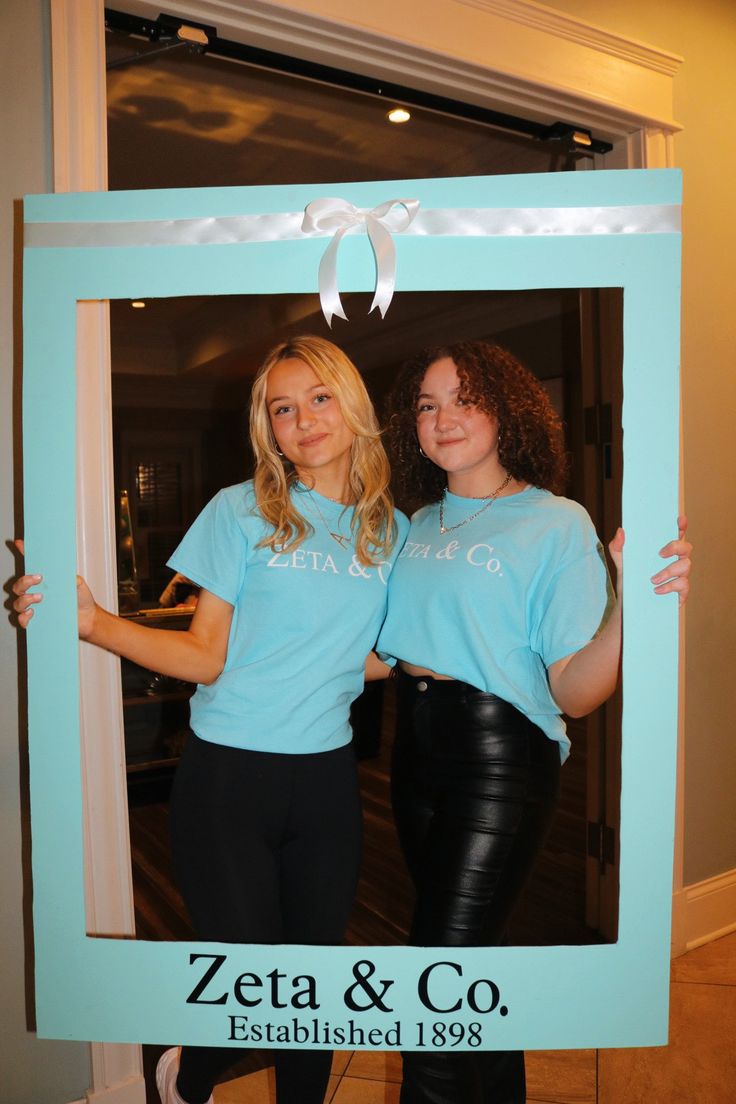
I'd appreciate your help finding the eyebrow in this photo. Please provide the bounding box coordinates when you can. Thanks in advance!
[268,384,328,405]
[417,386,460,400]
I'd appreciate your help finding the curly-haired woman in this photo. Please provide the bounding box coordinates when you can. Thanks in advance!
[14,335,407,1104]
[375,341,691,1104]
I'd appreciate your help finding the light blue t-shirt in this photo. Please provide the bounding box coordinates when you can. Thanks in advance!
[376,486,612,760]
[168,481,408,754]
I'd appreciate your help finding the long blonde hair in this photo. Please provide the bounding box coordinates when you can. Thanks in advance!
[249,335,396,565]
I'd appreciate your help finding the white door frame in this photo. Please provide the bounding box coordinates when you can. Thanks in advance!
[47,2,683,1098]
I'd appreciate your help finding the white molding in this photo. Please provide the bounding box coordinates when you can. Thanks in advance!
[455,0,682,76]
[672,869,736,956]
[632,127,676,169]
[63,1076,147,1104]
[77,302,136,939]
[51,0,108,191]
[599,128,675,170]
[65,1080,147,1104]
[50,1,145,1100]
[85,1070,147,1104]
[116,0,682,135]
[671,889,687,959]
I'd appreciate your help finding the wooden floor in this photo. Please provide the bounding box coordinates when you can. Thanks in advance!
[128,683,604,947]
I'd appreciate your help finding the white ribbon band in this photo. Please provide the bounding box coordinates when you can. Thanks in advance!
[25,201,681,326]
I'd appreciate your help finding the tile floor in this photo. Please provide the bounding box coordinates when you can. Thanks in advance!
[212,930,736,1103]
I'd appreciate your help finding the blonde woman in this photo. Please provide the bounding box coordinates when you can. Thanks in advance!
[14,336,408,1104]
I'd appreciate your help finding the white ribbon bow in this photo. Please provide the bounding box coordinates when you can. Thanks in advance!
[301,197,420,327]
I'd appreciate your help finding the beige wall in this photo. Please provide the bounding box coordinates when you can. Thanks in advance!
[548,0,736,887]
[1,2,92,1101]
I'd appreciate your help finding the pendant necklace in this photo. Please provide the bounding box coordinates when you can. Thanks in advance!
[307,489,352,549]
[439,472,513,534]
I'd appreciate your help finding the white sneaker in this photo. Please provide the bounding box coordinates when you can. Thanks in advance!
[156,1049,183,1104]
[155,1048,215,1104]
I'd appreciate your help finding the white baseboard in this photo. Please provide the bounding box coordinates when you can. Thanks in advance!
[85,1075,146,1104]
[672,868,736,957]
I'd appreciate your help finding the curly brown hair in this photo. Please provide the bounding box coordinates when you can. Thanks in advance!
[387,341,569,513]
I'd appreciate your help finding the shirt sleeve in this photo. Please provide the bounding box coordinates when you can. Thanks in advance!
[530,513,614,668]
[167,488,248,606]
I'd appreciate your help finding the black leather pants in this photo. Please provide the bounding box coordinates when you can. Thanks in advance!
[392,672,561,1104]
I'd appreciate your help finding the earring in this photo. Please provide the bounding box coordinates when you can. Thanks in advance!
[419,446,427,458]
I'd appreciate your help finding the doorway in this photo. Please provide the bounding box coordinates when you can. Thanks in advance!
[101,15,622,952]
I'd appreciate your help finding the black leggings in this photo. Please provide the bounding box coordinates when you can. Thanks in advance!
[169,734,362,1104]
[392,673,561,1104]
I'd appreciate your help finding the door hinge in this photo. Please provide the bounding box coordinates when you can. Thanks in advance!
[587,820,616,869]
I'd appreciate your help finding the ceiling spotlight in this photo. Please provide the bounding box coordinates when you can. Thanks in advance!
[130,300,146,309]
[387,107,411,125]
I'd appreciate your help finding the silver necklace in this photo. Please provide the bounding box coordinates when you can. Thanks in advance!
[307,490,352,549]
[439,473,513,534]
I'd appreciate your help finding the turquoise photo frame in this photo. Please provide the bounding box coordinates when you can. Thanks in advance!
[23,169,681,1050]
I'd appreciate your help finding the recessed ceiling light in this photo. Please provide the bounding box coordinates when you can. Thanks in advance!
[130,300,146,309]
[387,107,411,125]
